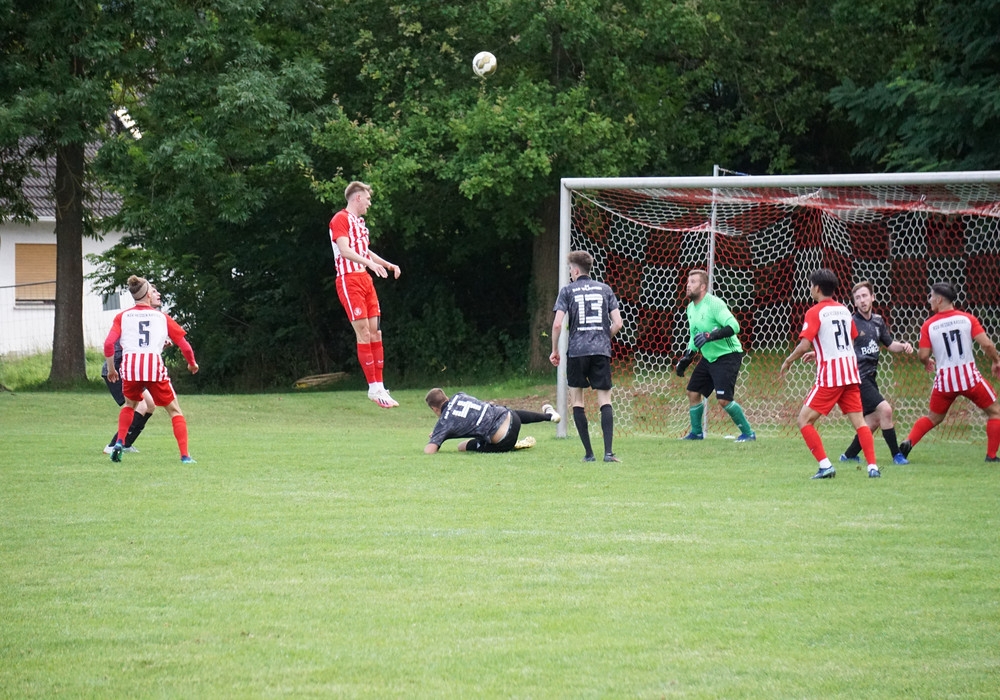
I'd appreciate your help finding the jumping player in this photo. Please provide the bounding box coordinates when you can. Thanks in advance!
[899,282,1000,462]
[103,275,199,464]
[778,268,880,479]
[329,181,401,409]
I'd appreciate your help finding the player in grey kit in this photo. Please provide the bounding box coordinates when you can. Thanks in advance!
[836,280,914,465]
[424,389,561,453]
[549,250,624,462]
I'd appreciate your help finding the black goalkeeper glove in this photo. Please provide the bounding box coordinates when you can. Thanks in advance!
[675,350,695,377]
[694,326,736,348]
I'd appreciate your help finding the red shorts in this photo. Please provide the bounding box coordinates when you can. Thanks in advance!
[804,383,863,416]
[929,379,998,414]
[336,272,381,322]
[123,378,177,407]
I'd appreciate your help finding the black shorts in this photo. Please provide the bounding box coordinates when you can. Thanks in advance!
[686,352,743,402]
[104,375,125,407]
[566,355,613,391]
[465,409,520,453]
[858,374,885,416]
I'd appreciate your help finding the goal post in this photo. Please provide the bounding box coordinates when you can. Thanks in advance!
[557,170,1000,442]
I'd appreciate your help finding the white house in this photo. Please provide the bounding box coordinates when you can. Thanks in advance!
[0,150,131,356]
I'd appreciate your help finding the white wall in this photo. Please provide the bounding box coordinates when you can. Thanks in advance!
[0,220,130,356]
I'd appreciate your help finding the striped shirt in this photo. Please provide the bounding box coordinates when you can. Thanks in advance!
[920,309,986,393]
[104,305,195,382]
[800,299,861,387]
[329,209,370,277]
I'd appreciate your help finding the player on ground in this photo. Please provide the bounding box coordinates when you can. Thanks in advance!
[101,283,162,455]
[103,275,199,464]
[778,268,880,479]
[899,282,1000,462]
[835,281,914,465]
[424,389,561,453]
[550,250,624,463]
[675,269,755,442]
[329,181,401,408]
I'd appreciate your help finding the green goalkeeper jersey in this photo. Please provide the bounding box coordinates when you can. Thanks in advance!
[686,293,742,362]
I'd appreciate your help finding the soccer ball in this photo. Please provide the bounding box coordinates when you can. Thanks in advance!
[472,51,497,77]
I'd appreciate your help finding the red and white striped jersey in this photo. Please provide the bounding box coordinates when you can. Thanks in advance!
[920,309,986,392]
[800,299,861,387]
[329,209,370,277]
[104,305,193,382]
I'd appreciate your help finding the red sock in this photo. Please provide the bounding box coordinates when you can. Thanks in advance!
[356,343,375,383]
[856,425,876,464]
[987,418,1000,459]
[800,424,827,463]
[371,340,384,383]
[117,406,135,444]
[172,414,189,457]
[908,416,935,447]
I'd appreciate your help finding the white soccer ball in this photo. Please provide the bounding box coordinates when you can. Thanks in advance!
[472,51,497,78]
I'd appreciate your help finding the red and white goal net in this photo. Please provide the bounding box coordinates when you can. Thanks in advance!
[558,171,1000,440]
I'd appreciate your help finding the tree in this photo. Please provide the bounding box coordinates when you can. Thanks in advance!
[830,0,1000,171]
[1,0,152,385]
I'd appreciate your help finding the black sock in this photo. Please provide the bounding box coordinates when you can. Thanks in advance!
[882,427,900,456]
[514,409,549,424]
[573,406,593,457]
[600,404,614,455]
[843,435,861,459]
[108,431,119,448]
[124,412,151,448]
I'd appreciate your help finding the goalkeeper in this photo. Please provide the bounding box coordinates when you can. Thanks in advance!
[675,270,755,442]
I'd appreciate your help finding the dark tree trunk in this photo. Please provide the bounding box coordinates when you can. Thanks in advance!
[49,142,87,386]
[527,192,561,372]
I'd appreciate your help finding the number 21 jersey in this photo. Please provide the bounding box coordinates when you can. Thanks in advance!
[800,299,861,387]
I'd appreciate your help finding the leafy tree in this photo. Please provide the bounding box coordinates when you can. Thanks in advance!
[1,0,152,385]
[830,0,1000,170]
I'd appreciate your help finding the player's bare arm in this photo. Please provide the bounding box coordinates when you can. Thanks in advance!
[368,250,401,279]
[779,338,813,378]
[973,332,1000,377]
[335,236,391,278]
[610,309,624,337]
[424,443,440,454]
[917,346,935,372]
[888,340,914,353]
[549,310,565,366]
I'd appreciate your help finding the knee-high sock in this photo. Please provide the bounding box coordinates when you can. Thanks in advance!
[689,402,704,434]
[172,414,190,457]
[723,401,753,435]
[856,425,876,465]
[881,427,900,457]
[600,403,614,455]
[356,343,376,384]
[843,434,862,460]
[124,411,151,448]
[371,340,384,383]
[117,406,136,445]
[573,406,593,458]
[987,418,1000,459]
[513,409,549,424]
[908,416,936,447]
[800,424,827,463]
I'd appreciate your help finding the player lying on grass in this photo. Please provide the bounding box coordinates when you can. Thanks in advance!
[423,389,561,454]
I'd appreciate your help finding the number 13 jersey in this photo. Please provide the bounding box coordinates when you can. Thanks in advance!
[553,276,620,358]
[800,299,861,387]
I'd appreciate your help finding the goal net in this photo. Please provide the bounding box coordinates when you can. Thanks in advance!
[557,171,1000,442]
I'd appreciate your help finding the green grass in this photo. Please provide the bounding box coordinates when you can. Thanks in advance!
[2,388,999,698]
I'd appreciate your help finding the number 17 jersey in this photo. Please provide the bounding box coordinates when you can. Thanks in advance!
[800,299,861,387]
[920,309,986,392]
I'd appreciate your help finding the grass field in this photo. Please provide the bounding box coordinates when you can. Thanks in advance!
[2,387,999,698]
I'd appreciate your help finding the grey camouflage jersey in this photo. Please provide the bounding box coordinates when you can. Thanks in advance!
[428,393,511,447]
[553,275,620,358]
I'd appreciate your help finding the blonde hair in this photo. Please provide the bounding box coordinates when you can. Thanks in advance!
[425,388,448,412]
[127,275,150,301]
[688,269,709,287]
[344,181,372,202]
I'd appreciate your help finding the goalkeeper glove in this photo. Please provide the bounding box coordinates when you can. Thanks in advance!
[694,326,736,348]
[676,350,695,377]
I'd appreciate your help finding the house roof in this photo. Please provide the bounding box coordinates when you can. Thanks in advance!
[14,141,122,222]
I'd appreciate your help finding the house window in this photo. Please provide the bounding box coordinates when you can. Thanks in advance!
[15,243,57,304]
[102,293,121,311]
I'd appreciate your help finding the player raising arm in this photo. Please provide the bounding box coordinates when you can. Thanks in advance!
[899,282,1000,463]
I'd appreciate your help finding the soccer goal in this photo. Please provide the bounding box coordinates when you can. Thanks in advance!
[556,169,1000,441]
